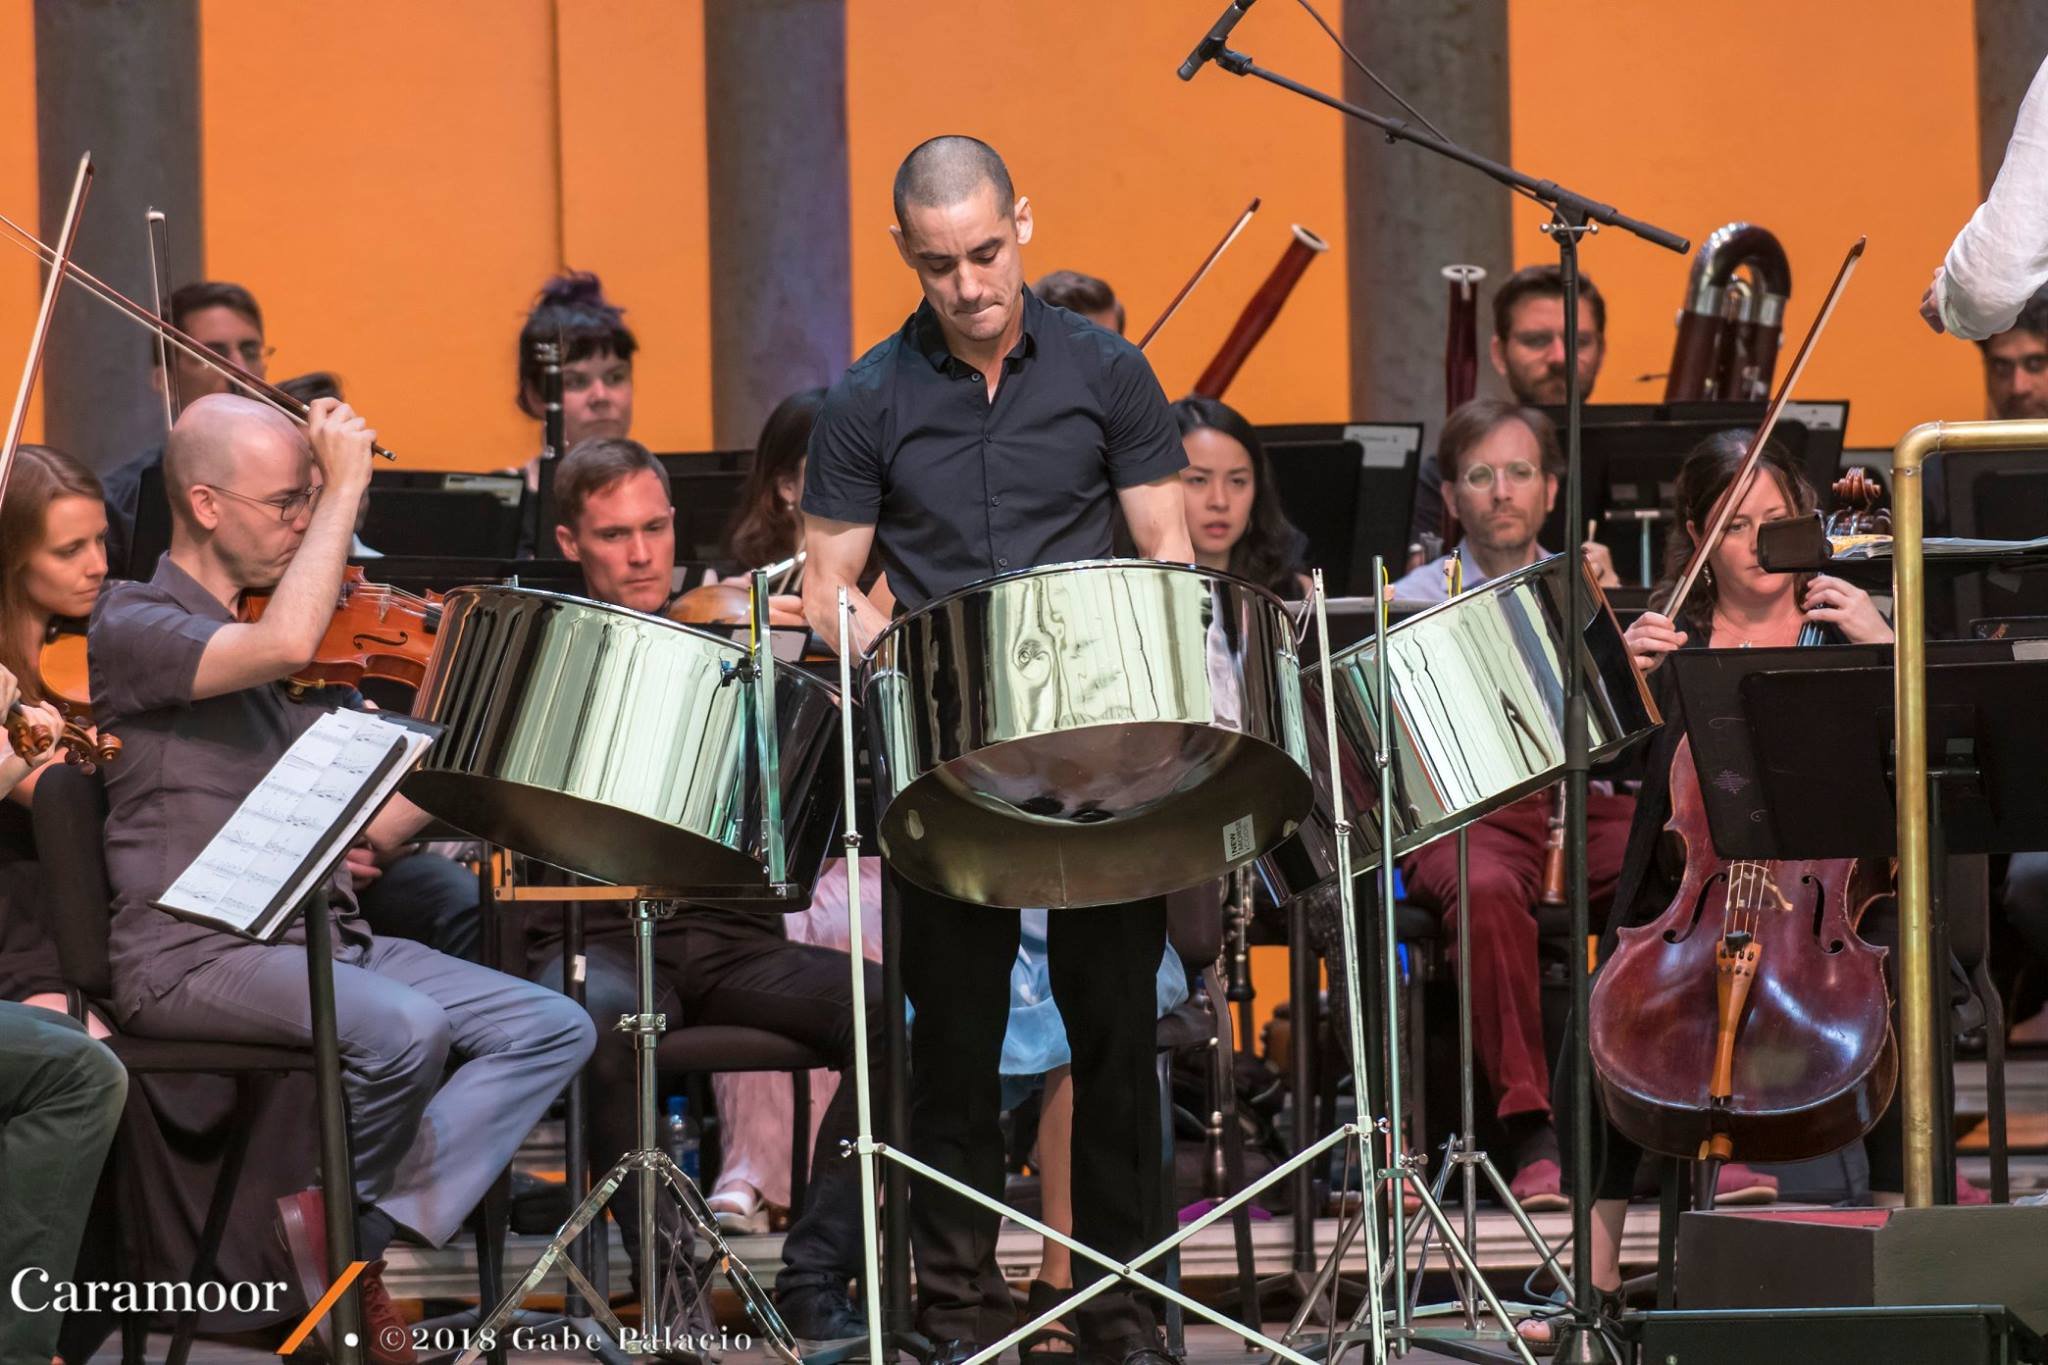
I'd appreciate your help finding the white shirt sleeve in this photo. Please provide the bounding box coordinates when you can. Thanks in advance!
[1939,55,2048,340]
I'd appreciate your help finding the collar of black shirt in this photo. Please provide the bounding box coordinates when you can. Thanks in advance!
[911,285,1044,378]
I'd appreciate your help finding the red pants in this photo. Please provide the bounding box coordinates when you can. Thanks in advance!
[1400,786,1635,1122]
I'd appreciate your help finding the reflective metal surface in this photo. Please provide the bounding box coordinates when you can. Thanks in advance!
[406,586,839,908]
[863,560,1313,907]
[1258,554,1659,904]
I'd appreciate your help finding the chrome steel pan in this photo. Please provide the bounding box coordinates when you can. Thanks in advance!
[1257,553,1659,905]
[405,586,839,909]
[863,560,1313,908]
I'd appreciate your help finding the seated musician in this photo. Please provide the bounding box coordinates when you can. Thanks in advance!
[513,270,636,493]
[1409,266,1608,561]
[1034,269,1126,335]
[102,280,273,580]
[0,445,109,1030]
[1174,394,1312,597]
[1386,399,1699,1212]
[1964,285,2048,1036]
[88,392,596,1365]
[1531,431,1896,1343]
[0,658,124,1365]
[543,432,881,1351]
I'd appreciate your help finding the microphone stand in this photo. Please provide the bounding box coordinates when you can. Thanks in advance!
[1187,32,1687,1364]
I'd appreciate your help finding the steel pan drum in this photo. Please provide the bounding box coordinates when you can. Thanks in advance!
[404,586,840,908]
[1257,554,1659,904]
[863,560,1313,908]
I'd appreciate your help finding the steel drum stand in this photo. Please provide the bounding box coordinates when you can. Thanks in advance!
[836,589,1363,1365]
[455,886,799,1365]
[1393,561,1571,1353]
[1264,566,1540,1365]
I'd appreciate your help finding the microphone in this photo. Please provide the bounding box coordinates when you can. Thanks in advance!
[1177,0,1257,81]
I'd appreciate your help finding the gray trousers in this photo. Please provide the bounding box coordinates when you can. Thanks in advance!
[0,1003,127,1364]
[126,936,593,1246]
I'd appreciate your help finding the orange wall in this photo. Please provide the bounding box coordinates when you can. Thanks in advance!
[0,4,2006,472]
[0,0,38,443]
[843,1,1349,426]
[1508,0,1986,447]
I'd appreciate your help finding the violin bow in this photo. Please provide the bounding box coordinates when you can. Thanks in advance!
[1664,235,1866,622]
[0,153,91,507]
[0,207,398,461]
[146,207,179,430]
[1136,196,1260,352]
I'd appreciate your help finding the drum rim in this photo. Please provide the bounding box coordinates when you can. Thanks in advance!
[437,581,843,703]
[867,557,1293,654]
[1329,550,1590,664]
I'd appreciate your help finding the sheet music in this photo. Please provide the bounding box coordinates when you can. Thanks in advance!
[156,708,436,938]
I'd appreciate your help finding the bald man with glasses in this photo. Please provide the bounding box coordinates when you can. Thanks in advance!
[88,393,594,1365]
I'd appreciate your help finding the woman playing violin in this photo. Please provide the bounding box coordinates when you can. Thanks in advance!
[0,445,107,1031]
[0,444,108,800]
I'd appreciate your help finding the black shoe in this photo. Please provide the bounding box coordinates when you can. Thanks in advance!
[509,1169,572,1234]
[1115,1349,1178,1365]
[929,1338,986,1365]
[779,1287,869,1358]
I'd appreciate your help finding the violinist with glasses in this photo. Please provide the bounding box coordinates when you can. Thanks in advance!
[88,392,595,1365]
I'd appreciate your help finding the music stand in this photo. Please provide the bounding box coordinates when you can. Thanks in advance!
[1668,645,2048,1205]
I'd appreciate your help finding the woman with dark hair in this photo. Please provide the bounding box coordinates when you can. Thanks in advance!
[1522,431,1895,1346]
[0,448,84,1018]
[724,387,826,570]
[1172,395,1312,597]
[512,271,639,489]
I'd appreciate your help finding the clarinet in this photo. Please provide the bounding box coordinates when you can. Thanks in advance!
[525,338,564,555]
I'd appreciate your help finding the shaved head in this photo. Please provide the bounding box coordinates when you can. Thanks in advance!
[892,136,1014,228]
[164,394,307,528]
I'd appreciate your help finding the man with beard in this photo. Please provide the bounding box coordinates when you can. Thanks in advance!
[1410,265,1606,552]
[1974,285,2048,420]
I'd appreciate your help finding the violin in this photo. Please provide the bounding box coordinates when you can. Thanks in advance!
[666,552,808,630]
[1,629,121,773]
[6,695,119,773]
[240,566,443,699]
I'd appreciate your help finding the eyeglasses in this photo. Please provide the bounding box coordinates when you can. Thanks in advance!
[203,483,324,522]
[198,340,276,368]
[1456,460,1542,492]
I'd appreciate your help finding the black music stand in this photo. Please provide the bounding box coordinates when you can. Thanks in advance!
[1669,646,2048,1205]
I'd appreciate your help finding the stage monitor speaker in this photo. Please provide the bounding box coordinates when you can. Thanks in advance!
[1626,1304,2043,1364]
[1676,1206,2048,1336]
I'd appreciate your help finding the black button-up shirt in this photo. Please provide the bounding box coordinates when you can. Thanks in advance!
[802,287,1186,613]
[89,556,370,1023]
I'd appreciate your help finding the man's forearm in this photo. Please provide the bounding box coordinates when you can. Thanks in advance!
[804,576,891,658]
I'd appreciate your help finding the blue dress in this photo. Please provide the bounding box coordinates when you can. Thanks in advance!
[999,908,1187,1105]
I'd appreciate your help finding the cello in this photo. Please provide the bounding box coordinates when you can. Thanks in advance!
[1589,241,1898,1181]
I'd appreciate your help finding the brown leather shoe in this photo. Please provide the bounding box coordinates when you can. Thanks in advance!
[277,1187,417,1365]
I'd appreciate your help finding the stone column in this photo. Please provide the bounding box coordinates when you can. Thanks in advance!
[704,0,851,452]
[1975,1,2048,194]
[33,0,202,473]
[1341,0,1513,423]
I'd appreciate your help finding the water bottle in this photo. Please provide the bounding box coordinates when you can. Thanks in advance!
[665,1095,701,1183]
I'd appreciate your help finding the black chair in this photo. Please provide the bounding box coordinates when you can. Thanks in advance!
[38,765,528,1365]
[496,890,830,1290]
[34,763,319,1365]
[657,1024,821,1219]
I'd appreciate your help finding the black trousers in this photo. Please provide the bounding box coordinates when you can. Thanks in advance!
[896,867,1168,1350]
[532,918,883,1297]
